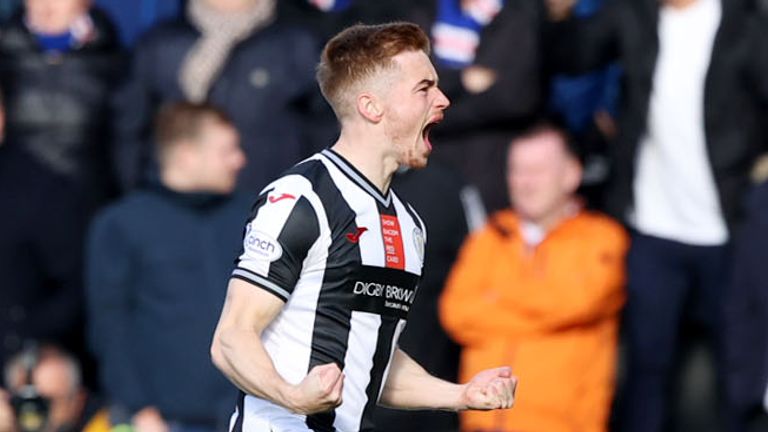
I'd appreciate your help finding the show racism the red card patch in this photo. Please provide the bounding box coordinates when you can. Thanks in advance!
[380,215,405,270]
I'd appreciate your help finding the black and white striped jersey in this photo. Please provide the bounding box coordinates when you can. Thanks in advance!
[229,149,426,432]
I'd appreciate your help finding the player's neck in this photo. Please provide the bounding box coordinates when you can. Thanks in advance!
[332,130,397,195]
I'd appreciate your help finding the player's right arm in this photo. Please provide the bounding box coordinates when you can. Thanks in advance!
[211,176,343,415]
[211,278,344,415]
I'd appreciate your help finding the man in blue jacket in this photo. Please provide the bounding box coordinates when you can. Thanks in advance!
[112,0,335,195]
[87,102,250,432]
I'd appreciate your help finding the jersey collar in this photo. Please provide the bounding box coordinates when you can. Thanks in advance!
[322,149,392,207]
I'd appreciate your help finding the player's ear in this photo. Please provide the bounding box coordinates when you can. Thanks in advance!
[357,92,383,124]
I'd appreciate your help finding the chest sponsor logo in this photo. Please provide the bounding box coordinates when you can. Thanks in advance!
[353,281,416,313]
[343,265,420,318]
[244,226,283,262]
[381,215,405,270]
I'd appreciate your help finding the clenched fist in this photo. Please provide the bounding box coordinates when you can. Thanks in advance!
[287,363,344,415]
[460,367,518,410]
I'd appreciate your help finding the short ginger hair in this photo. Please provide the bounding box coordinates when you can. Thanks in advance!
[316,22,430,120]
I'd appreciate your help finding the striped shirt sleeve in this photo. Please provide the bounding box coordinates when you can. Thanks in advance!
[232,176,320,301]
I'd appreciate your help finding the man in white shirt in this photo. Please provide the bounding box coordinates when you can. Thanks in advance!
[545,0,768,430]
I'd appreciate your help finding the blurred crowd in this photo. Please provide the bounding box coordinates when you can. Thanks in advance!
[0,0,767,431]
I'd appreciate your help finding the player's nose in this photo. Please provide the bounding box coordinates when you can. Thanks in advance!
[435,87,450,110]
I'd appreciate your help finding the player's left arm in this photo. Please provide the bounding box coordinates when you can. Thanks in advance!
[378,348,516,411]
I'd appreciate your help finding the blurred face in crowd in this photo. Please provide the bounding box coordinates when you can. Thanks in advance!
[203,0,259,12]
[25,0,90,35]
[507,130,582,225]
[31,358,84,432]
[663,0,700,9]
[6,354,85,432]
[380,50,450,169]
[177,119,246,194]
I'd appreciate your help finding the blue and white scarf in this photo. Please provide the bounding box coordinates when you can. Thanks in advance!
[27,13,95,54]
[432,0,504,68]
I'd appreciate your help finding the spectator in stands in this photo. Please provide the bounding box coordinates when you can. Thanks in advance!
[0,344,109,432]
[545,0,768,429]
[94,0,184,47]
[0,145,88,381]
[408,0,543,212]
[440,124,627,432]
[0,0,120,384]
[87,103,249,432]
[0,0,124,212]
[113,0,334,195]
[277,0,419,43]
[547,0,621,210]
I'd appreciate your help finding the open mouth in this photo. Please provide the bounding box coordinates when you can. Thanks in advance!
[422,116,444,151]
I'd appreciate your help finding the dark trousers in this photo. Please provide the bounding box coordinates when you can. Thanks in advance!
[619,232,731,432]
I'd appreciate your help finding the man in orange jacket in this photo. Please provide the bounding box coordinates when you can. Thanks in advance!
[440,123,628,432]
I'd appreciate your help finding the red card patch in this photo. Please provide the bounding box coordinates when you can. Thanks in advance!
[381,215,405,270]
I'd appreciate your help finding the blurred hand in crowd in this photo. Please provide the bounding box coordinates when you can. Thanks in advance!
[594,110,618,140]
[545,0,577,21]
[0,389,13,432]
[461,66,498,94]
[132,407,169,432]
[752,153,768,184]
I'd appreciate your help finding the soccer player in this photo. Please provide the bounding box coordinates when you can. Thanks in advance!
[210,22,517,432]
